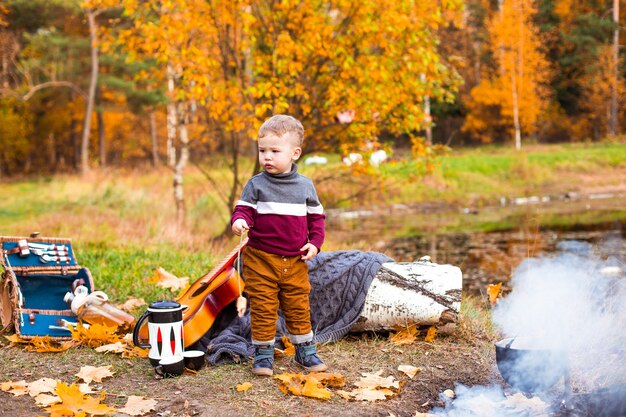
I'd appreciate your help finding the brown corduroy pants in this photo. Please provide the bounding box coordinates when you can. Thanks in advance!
[242,246,312,344]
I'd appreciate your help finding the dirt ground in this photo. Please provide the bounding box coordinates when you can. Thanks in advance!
[0,327,499,417]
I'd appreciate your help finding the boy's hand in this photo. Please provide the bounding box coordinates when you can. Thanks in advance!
[232,219,249,235]
[300,243,318,261]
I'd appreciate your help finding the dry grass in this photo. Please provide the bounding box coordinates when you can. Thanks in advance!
[0,314,499,417]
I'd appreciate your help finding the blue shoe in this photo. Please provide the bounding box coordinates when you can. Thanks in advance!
[294,341,327,372]
[252,345,274,376]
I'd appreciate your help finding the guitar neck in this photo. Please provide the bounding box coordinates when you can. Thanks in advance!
[199,237,248,284]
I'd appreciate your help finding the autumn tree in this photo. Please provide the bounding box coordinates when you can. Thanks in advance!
[580,44,625,139]
[111,0,463,233]
[463,0,551,148]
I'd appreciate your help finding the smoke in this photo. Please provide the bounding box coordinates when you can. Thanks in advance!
[431,384,549,417]
[492,241,626,389]
[432,239,626,416]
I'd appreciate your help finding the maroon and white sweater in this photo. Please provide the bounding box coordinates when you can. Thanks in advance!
[231,164,325,256]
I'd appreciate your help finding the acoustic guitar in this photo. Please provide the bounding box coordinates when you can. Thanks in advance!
[137,238,248,347]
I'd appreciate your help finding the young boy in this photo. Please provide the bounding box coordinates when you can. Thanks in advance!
[231,114,327,376]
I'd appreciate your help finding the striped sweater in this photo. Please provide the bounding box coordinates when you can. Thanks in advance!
[231,164,325,256]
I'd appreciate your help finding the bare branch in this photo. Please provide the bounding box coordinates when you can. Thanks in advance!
[22,81,85,101]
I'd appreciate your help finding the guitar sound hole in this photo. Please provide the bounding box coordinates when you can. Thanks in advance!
[191,283,209,298]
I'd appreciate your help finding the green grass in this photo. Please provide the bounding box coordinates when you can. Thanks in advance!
[1,142,624,305]
[78,244,219,306]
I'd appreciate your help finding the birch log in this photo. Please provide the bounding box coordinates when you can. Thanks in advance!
[351,259,462,334]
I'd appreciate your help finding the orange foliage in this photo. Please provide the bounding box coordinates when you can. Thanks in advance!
[579,45,625,139]
[487,282,503,305]
[111,0,464,154]
[463,0,552,145]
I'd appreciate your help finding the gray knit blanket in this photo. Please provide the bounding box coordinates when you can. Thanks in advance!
[196,250,392,365]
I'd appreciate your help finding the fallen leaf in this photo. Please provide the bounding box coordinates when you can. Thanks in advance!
[354,371,400,390]
[78,384,95,394]
[150,267,189,291]
[487,282,503,305]
[95,342,125,353]
[389,324,418,345]
[308,372,346,388]
[24,336,74,353]
[301,377,331,400]
[46,382,115,416]
[5,334,29,344]
[117,395,157,416]
[28,377,58,396]
[424,326,437,343]
[34,393,61,406]
[236,382,252,392]
[76,365,114,384]
[443,389,455,398]
[336,390,353,400]
[280,335,295,356]
[397,365,421,379]
[0,380,29,396]
[353,387,388,401]
[69,323,122,347]
[121,345,150,359]
[117,297,146,312]
[274,373,331,400]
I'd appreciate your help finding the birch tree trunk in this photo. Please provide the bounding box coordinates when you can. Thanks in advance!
[80,9,99,176]
[149,111,159,167]
[96,88,106,168]
[609,0,619,136]
[173,102,189,225]
[166,64,177,169]
[351,261,462,334]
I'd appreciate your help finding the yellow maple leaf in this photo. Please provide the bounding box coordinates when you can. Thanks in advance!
[121,345,149,359]
[150,267,189,291]
[397,365,421,379]
[76,365,114,384]
[308,372,346,388]
[352,387,389,401]
[117,395,157,416]
[69,323,121,347]
[27,377,58,396]
[95,342,125,354]
[274,373,332,400]
[117,297,146,312]
[24,336,74,353]
[389,324,418,345]
[301,377,331,400]
[487,282,503,305]
[236,382,252,392]
[424,326,437,343]
[34,393,61,407]
[336,389,353,400]
[354,371,400,390]
[278,335,295,356]
[5,334,29,344]
[0,380,29,396]
[46,382,115,416]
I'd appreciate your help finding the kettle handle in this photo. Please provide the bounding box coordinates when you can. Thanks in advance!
[132,310,151,348]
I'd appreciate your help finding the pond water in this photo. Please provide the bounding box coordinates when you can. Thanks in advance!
[327,194,626,296]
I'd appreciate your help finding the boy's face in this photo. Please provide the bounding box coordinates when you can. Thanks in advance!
[258,133,301,175]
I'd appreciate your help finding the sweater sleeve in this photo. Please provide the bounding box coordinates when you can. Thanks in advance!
[231,180,257,228]
[306,182,325,250]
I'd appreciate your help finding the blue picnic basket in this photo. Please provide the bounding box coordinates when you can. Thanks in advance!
[1,236,94,340]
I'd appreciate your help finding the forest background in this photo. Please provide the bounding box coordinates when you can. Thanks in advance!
[0,0,624,236]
